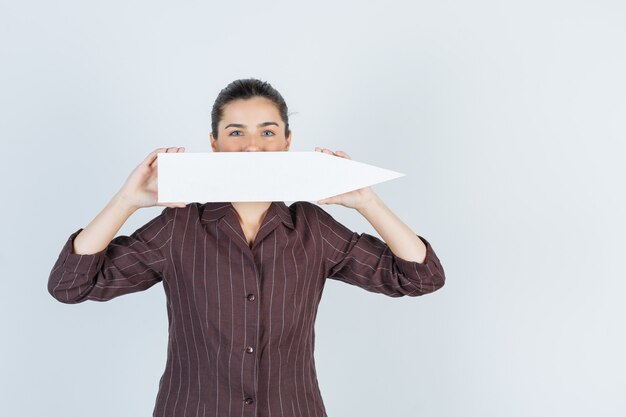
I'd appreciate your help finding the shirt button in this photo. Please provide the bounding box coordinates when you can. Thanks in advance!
[244,397,254,405]
[247,294,256,301]
[245,346,254,353]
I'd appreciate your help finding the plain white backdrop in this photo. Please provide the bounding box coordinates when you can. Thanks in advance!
[1,1,625,416]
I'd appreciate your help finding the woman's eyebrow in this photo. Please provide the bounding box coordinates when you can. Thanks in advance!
[224,122,279,129]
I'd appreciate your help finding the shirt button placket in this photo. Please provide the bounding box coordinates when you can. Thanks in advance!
[243,287,258,413]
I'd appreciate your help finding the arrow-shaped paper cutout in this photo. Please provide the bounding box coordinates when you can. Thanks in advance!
[157,151,404,203]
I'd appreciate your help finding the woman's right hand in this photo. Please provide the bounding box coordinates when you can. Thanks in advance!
[116,147,188,211]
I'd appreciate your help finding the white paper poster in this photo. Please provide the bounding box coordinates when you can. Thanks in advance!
[157,151,404,203]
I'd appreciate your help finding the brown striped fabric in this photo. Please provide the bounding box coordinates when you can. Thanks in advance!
[48,201,446,417]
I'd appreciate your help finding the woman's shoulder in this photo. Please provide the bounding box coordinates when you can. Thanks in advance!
[156,202,203,222]
[287,201,341,228]
[287,201,321,216]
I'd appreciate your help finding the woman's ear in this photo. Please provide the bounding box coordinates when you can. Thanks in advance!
[210,132,218,151]
[284,132,292,151]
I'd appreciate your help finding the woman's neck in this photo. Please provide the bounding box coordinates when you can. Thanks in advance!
[230,201,272,227]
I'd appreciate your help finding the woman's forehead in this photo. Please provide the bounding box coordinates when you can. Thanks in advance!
[221,98,282,125]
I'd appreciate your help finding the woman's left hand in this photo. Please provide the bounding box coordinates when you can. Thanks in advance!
[314,147,378,211]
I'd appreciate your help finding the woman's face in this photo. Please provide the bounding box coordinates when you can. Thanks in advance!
[210,96,291,152]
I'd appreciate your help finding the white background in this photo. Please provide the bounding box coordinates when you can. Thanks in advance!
[1,1,625,416]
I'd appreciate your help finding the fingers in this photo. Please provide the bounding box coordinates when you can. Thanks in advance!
[314,147,350,159]
[314,146,334,155]
[144,148,167,166]
[148,147,185,167]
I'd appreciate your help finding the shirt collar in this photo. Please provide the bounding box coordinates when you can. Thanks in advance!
[200,201,295,230]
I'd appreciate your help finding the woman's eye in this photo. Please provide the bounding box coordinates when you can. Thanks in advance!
[229,130,275,137]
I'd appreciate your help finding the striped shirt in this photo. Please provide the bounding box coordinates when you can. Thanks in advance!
[48,201,446,417]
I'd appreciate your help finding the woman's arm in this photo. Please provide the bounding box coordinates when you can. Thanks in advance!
[47,147,187,303]
[72,147,186,255]
[356,192,427,263]
[48,207,175,303]
[314,147,429,263]
[315,201,445,297]
[72,192,137,255]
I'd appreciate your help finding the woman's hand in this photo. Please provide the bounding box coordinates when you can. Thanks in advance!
[313,147,377,210]
[115,147,188,211]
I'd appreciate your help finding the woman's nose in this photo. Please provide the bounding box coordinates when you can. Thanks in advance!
[244,135,261,151]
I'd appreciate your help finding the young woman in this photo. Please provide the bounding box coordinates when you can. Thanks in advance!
[48,78,446,417]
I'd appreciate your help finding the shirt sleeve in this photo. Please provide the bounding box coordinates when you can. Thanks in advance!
[316,206,446,297]
[47,207,174,304]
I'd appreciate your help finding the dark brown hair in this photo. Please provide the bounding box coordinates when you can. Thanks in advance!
[211,78,291,140]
